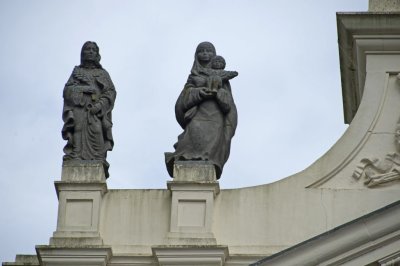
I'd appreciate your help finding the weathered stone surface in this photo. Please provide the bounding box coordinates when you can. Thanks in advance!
[166,180,219,246]
[165,41,238,180]
[173,161,217,182]
[61,160,106,182]
[337,13,400,124]
[51,178,107,247]
[2,255,39,266]
[62,41,116,178]
[369,0,400,11]
[51,187,106,245]
[152,246,228,266]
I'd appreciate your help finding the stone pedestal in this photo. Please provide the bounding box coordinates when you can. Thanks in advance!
[173,161,217,181]
[166,161,219,245]
[49,161,107,246]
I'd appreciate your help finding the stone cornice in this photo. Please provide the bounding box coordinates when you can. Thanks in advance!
[337,12,400,124]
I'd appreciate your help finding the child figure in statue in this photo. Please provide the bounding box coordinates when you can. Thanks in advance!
[202,55,238,93]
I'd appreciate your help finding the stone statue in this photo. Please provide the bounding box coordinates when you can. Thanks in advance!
[165,42,238,179]
[62,41,116,178]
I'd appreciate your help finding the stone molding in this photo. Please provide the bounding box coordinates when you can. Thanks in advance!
[152,246,228,266]
[54,181,108,198]
[167,181,220,195]
[251,200,400,266]
[337,13,400,123]
[107,255,156,265]
[2,255,39,266]
[379,250,400,265]
[35,246,112,266]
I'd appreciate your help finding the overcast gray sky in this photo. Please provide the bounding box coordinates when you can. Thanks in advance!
[0,0,366,262]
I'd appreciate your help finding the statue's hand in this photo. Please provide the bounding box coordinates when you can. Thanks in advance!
[88,103,101,114]
[216,88,229,99]
[82,86,95,94]
[216,89,231,113]
[231,71,238,78]
[199,88,216,99]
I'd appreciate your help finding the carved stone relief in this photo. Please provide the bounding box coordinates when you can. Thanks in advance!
[352,75,400,188]
[353,152,400,187]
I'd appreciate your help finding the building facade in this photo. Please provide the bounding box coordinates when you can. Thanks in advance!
[3,1,400,265]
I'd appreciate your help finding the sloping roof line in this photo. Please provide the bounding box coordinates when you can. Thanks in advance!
[251,199,400,265]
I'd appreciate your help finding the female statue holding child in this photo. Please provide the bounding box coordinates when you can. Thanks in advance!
[165,41,238,179]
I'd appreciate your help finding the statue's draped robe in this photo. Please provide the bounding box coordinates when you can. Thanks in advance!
[62,66,116,177]
[165,72,237,179]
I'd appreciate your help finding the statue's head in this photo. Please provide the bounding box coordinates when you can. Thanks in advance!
[80,41,101,68]
[211,55,226,70]
[195,42,216,64]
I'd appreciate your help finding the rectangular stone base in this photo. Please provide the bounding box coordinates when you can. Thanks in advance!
[51,164,107,248]
[61,160,106,182]
[173,161,216,181]
[167,179,219,247]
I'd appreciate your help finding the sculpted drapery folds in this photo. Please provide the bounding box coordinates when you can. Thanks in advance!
[62,41,116,177]
[165,42,238,179]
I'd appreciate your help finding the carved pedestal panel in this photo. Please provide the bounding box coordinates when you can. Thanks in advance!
[166,161,219,245]
[50,161,107,246]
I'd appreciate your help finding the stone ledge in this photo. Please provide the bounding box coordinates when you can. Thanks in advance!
[167,181,220,195]
[337,13,400,123]
[36,245,112,266]
[152,245,228,266]
[2,255,39,266]
[49,235,103,246]
[54,181,107,198]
